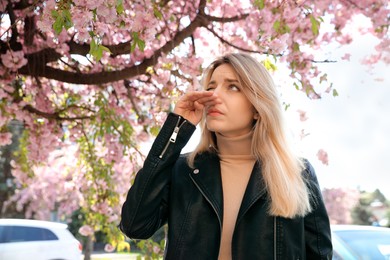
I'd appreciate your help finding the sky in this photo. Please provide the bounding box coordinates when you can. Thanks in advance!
[279,34,390,199]
[182,20,390,198]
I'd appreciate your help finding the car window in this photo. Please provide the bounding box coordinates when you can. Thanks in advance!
[0,225,58,243]
[335,230,390,259]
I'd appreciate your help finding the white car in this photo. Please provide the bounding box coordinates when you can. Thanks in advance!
[0,218,82,260]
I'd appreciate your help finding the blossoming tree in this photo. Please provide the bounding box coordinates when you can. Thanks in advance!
[1,0,389,254]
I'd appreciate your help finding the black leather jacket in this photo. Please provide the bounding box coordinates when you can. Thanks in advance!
[120,113,333,259]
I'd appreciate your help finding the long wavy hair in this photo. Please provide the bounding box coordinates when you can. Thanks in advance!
[188,53,312,218]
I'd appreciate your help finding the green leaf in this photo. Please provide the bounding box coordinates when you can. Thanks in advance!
[254,0,265,9]
[153,6,163,19]
[332,88,338,97]
[100,45,111,54]
[130,42,136,52]
[51,10,59,19]
[292,42,300,52]
[150,126,160,137]
[52,16,64,34]
[89,38,111,61]
[63,10,73,29]
[263,58,277,72]
[137,39,145,51]
[130,32,139,52]
[116,0,124,14]
[130,32,145,52]
[90,38,97,52]
[273,20,280,32]
[310,14,320,36]
[51,10,73,34]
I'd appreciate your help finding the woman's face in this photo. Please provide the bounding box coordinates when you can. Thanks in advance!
[205,64,256,137]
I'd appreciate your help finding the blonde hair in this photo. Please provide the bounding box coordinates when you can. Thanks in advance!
[188,53,312,218]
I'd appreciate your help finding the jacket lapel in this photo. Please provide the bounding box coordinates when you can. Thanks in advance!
[236,161,268,224]
[189,154,267,226]
[189,152,223,226]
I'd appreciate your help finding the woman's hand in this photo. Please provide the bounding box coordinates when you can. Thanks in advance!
[173,91,220,125]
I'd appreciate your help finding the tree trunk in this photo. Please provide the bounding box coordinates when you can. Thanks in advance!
[83,235,93,260]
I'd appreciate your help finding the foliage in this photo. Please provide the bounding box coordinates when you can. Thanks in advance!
[351,189,389,225]
[323,188,390,226]
[134,226,166,259]
[351,203,373,225]
[322,187,360,224]
[0,0,389,256]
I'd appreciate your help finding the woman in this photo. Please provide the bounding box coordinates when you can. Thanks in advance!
[120,53,333,259]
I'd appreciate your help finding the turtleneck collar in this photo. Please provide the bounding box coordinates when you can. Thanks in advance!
[215,131,254,156]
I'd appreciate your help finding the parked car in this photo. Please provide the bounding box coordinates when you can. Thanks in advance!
[332,224,390,260]
[0,218,82,260]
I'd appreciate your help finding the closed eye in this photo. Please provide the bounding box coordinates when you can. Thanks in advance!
[206,86,216,91]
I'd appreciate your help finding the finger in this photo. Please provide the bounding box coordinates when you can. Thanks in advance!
[198,96,222,107]
[193,100,204,110]
[185,91,213,102]
[193,94,221,105]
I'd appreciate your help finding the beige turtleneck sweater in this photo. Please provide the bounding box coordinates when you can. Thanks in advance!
[216,131,256,260]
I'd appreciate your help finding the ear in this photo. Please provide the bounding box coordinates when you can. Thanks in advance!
[253,112,260,120]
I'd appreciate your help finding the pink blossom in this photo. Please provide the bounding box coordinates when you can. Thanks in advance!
[323,188,360,224]
[76,29,90,42]
[72,8,93,28]
[0,1,6,12]
[153,245,160,254]
[0,132,12,146]
[136,131,150,142]
[297,110,308,122]
[104,243,116,252]
[36,20,53,33]
[85,0,104,10]
[0,113,9,127]
[79,225,95,236]
[362,54,382,66]
[1,50,28,71]
[341,53,351,61]
[1,0,389,246]
[317,149,329,165]
[269,34,289,53]
[108,214,119,222]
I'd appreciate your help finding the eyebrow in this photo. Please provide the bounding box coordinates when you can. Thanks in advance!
[208,78,240,85]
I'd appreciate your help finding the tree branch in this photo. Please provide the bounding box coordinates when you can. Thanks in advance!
[18,0,209,85]
[203,13,249,23]
[124,80,144,123]
[205,27,275,55]
[22,104,93,120]
[67,40,133,57]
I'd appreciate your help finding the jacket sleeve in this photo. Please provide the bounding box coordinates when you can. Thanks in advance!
[303,160,333,260]
[119,113,196,239]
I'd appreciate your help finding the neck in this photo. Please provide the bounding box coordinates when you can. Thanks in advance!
[215,131,253,156]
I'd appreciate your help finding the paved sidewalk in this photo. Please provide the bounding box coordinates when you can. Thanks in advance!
[82,253,140,259]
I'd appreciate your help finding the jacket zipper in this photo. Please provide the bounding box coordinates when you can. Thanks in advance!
[274,217,277,260]
[159,116,186,159]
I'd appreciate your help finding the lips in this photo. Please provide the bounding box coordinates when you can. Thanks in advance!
[207,108,223,116]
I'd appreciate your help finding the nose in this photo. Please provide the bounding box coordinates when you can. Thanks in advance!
[212,85,222,96]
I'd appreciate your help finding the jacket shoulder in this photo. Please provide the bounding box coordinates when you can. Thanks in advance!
[174,153,191,168]
[172,151,219,174]
[301,158,318,182]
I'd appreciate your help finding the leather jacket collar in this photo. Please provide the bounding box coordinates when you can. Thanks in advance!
[189,152,268,225]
